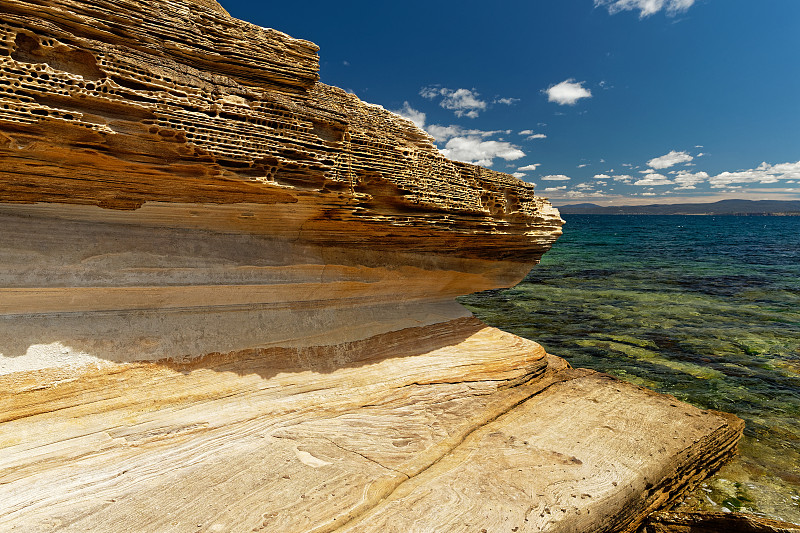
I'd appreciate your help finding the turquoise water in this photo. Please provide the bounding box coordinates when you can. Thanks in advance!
[459,215,800,523]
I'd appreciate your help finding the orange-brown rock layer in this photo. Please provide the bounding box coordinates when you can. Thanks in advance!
[0,0,561,262]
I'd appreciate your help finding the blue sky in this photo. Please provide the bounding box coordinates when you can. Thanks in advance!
[221,0,800,206]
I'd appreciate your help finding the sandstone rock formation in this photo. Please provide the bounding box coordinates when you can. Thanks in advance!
[0,0,560,372]
[0,0,743,531]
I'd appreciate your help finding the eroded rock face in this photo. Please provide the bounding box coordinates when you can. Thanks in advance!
[0,0,557,236]
[0,1,743,532]
[0,0,561,371]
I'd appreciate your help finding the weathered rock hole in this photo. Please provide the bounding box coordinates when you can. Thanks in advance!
[110,75,154,92]
[311,120,345,142]
[12,33,104,81]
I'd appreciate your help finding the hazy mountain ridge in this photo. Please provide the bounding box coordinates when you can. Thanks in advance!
[556,199,800,215]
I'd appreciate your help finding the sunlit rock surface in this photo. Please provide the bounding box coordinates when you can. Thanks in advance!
[0,0,742,531]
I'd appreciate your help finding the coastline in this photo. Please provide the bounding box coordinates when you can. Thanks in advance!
[462,214,800,524]
[555,199,800,216]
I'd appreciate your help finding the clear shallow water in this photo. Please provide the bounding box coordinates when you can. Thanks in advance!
[459,214,800,523]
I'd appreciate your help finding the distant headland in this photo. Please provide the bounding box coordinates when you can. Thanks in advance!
[556,199,800,215]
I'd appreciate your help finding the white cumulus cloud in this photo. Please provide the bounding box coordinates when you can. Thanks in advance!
[415,119,527,168]
[392,101,426,130]
[545,79,592,106]
[420,86,487,118]
[673,171,709,190]
[517,163,542,172]
[647,150,694,169]
[494,97,520,105]
[425,124,506,142]
[541,175,572,181]
[593,173,613,180]
[771,161,800,179]
[709,161,800,188]
[518,130,547,140]
[425,124,464,142]
[594,0,696,18]
[440,138,525,167]
[634,173,673,186]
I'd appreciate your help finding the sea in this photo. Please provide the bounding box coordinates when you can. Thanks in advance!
[459,214,800,523]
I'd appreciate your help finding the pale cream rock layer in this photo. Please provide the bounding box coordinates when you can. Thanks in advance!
[0,318,743,533]
[0,202,507,373]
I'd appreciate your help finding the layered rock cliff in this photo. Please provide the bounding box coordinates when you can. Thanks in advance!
[0,0,560,371]
[0,1,743,531]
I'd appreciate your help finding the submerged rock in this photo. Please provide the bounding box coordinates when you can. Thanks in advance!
[645,511,800,532]
[0,0,743,531]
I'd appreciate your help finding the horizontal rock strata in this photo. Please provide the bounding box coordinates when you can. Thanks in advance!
[1,318,743,533]
[0,0,561,373]
[0,0,744,531]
